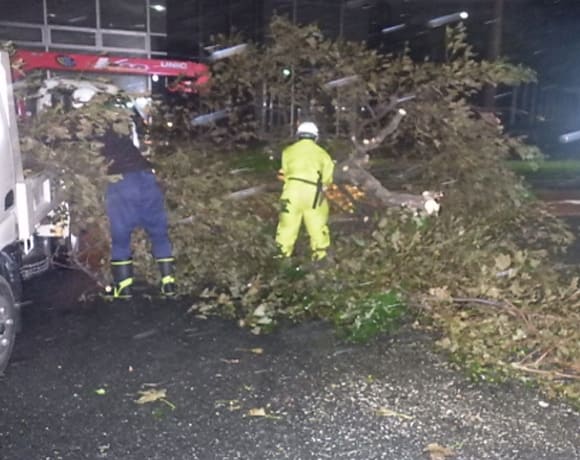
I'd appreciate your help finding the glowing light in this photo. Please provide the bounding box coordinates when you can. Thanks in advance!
[381,24,406,34]
[397,95,416,103]
[150,4,166,12]
[324,75,359,89]
[152,74,159,82]
[559,130,580,144]
[191,110,229,126]
[209,44,248,61]
[426,11,469,28]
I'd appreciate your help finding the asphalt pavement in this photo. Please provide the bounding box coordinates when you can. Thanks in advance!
[0,269,578,460]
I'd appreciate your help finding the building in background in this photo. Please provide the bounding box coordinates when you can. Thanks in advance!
[0,0,169,92]
[0,1,495,63]
[164,0,400,57]
[2,0,576,146]
[163,0,497,60]
[166,0,264,59]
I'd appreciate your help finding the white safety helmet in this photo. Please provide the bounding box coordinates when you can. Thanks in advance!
[71,87,98,108]
[296,121,319,141]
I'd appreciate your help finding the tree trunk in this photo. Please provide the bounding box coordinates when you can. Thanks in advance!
[334,157,433,210]
[227,108,437,213]
[227,157,434,213]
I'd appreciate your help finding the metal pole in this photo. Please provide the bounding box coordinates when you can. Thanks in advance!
[483,0,504,110]
[509,85,518,127]
[261,81,267,135]
[145,0,152,92]
[95,0,102,49]
[339,0,344,40]
[336,1,344,136]
[290,68,295,135]
[145,0,151,57]
[42,0,48,51]
[290,0,297,135]
[528,83,537,127]
[198,0,203,58]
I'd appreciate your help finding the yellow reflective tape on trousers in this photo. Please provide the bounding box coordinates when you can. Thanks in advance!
[112,260,132,266]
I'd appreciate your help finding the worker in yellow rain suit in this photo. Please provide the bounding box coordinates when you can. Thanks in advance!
[276,122,335,261]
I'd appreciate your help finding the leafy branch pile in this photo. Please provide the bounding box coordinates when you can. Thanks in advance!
[17,18,580,402]
[18,91,137,279]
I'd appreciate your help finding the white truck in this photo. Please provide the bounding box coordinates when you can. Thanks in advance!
[0,50,69,373]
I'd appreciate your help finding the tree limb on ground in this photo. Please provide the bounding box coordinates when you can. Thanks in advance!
[226,98,441,214]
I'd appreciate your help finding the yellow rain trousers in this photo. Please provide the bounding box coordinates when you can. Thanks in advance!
[275,139,335,260]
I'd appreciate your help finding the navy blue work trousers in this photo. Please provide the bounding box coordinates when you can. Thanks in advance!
[106,170,172,261]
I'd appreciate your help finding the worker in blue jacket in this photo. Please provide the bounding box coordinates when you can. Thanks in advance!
[101,127,176,299]
[73,87,176,299]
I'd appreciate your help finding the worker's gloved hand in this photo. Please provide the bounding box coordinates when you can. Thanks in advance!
[424,198,440,215]
[422,191,443,216]
[276,169,285,181]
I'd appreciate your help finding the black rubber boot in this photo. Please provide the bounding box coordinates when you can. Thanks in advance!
[109,260,134,299]
[157,258,176,297]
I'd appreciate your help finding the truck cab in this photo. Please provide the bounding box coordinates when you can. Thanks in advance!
[0,50,66,373]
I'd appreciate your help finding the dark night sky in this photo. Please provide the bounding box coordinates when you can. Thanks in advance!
[164,0,580,87]
[165,0,580,143]
[502,0,580,86]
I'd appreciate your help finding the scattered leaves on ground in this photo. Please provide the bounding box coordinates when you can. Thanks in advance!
[135,388,167,404]
[424,443,456,460]
[247,407,282,420]
[134,387,176,409]
[374,407,414,420]
[236,348,264,355]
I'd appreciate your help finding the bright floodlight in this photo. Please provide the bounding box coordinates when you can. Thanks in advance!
[209,44,248,61]
[427,11,469,28]
[150,4,166,12]
[397,95,416,104]
[191,110,229,126]
[559,130,580,144]
[324,75,359,89]
[381,24,406,35]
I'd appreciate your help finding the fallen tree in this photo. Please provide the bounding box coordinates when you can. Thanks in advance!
[15,19,580,404]
[202,19,534,217]
[225,93,442,214]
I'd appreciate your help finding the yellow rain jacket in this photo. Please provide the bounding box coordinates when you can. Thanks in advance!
[275,139,334,260]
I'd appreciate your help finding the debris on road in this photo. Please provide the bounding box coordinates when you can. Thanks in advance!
[424,442,456,460]
[134,387,175,410]
[374,406,414,420]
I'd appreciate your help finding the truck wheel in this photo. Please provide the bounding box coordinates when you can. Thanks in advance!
[0,277,16,374]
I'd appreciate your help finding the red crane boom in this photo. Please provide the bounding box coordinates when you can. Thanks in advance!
[11,50,210,93]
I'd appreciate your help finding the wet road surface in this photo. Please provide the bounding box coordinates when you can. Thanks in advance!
[0,270,578,460]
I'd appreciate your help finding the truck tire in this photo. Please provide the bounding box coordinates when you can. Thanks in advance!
[0,277,17,374]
